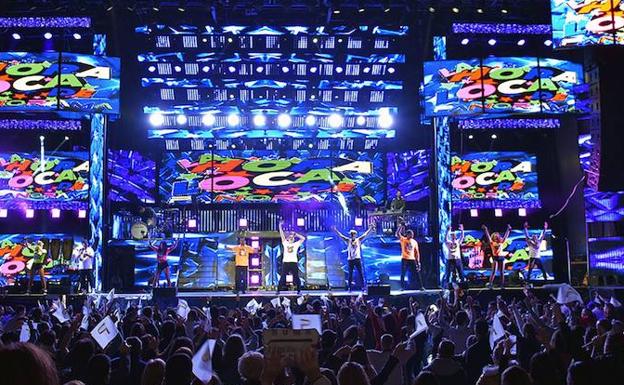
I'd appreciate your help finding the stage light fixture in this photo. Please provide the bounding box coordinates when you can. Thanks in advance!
[282,66,290,73]
[239,218,248,227]
[44,32,52,39]
[355,217,364,227]
[202,66,210,72]
[228,66,236,73]
[201,113,216,126]
[501,8,508,13]
[297,217,305,227]
[148,66,156,72]
[188,218,197,228]
[333,9,340,14]
[26,209,35,218]
[73,33,81,40]
[78,209,87,218]
[363,67,371,73]
[227,113,240,127]
[252,114,267,127]
[312,37,318,43]
[378,111,393,129]
[51,208,60,218]
[12,33,20,40]
[335,67,343,73]
[518,208,527,217]
[251,240,260,250]
[494,209,503,217]
[468,134,474,139]
[305,115,317,127]
[0,209,7,218]
[251,257,260,267]
[149,112,165,127]
[250,273,261,285]
[256,66,264,73]
[428,7,435,13]
[491,133,497,139]
[277,113,292,128]
[452,7,460,13]
[388,67,395,74]
[328,113,344,128]
[544,39,552,46]
[470,209,479,217]
[488,38,497,46]
[308,143,314,149]
[356,115,366,126]
[174,65,182,72]
[310,67,318,73]
[477,8,484,13]
[517,39,526,46]
[176,114,188,125]
[358,7,365,12]
[461,38,469,45]
[64,136,69,141]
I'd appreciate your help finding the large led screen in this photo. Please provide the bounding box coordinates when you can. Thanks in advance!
[386,150,430,202]
[551,0,624,47]
[451,152,541,209]
[423,57,584,116]
[0,152,89,209]
[108,150,156,204]
[588,236,624,276]
[160,151,384,205]
[0,52,120,114]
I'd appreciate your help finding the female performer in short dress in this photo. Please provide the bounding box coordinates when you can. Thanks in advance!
[482,224,511,289]
[149,238,178,288]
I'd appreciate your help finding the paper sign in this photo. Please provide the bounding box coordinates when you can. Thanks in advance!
[297,296,305,305]
[610,297,622,307]
[90,316,119,349]
[263,329,319,360]
[556,284,583,304]
[246,299,261,314]
[177,299,190,320]
[52,300,70,323]
[271,297,281,308]
[282,297,291,308]
[490,313,506,349]
[292,313,322,334]
[19,323,30,342]
[192,339,216,383]
[203,315,212,333]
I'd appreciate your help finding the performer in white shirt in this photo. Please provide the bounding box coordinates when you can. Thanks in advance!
[73,238,95,293]
[524,221,549,282]
[278,220,305,294]
[332,222,375,291]
[444,224,465,285]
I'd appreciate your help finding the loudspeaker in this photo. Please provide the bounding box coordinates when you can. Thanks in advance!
[367,284,391,296]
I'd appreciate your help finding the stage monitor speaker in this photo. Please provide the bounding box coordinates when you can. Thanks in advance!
[367,284,391,296]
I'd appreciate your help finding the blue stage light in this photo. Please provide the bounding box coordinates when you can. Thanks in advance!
[73,32,81,40]
[176,114,188,125]
[253,114,267,127]
[202,113,216,126]
[149,112,165,126]
[277,113,292,128]
[328,113,343,128]
[12,32,20,40]
[305,115,316,127]
[44,32,52,39]
[227,113,240,127]
[356,116,366,126]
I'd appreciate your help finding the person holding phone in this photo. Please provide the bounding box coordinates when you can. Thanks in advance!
[332,222,375,291]
[278,220,305,294]
[26,239,48,295]
[228,237,256,294]
[444,224,465,285]
[397,225,425,291]
[524,221,549,283]
[483,224,511,289]
[148,238,178,288]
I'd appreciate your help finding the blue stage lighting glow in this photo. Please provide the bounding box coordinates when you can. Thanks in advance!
[227,113,240,127]
[305,115,316,127]
[12,33,20,40]
[452,23,551,35]
[328,113,343,128]
[201,113,216,126]
[176,114,188,125]
[253,114,267,127]
[356,116,366,126]
[44,32,52,39]
[277,113,292,128]
[149,112,165,126]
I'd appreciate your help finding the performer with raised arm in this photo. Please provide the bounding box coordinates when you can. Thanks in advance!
[444,224,465,285]
[149,238,178,288]
[228,236,256,294]
[524,221,549,283]
[26,239,48,295]
[332,221,375,292]
[278,220,305,294]
[396,225,425,291]
[483,224,512,289]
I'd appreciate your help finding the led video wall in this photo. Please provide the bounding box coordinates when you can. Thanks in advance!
[386,150,430,202]
[423,57,585,116]
[159,150,384,205]
[0,52,120,114]
[588,236,624,276]
[0,152,89,209]
[108,150,157,204]
[451,152,541,209]
[136,25,407,139]
[551,0,624,47]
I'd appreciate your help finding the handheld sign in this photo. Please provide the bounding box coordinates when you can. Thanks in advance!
[263,328,319,361]
[292,314,322,334]
[177,299,190,320]
[192,339,216,383]
[90,316,119,349]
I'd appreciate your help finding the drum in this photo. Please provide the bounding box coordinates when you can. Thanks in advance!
[131,222,149,240]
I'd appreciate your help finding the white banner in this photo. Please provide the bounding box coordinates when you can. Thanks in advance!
[192,339,216,383]
[90,316,119,350]
[292,314,322,334]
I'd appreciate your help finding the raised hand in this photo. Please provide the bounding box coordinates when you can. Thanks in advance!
[459,224,464,230]
[507,224,512,231]
[524,222,529,229]
[544,222,548,229]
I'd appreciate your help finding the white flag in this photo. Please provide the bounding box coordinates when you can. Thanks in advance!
[106,288,115,306]
[297,296,305,305]
[292,314,322,334]
[556,284,583,304]
[610,297,622,307]
[246,299,261,315]
[90,316,119,349]
[19,323,30,342]
[271,297,281,308]
[177,299,190,320]
[490,313,506,349]
[282,297,291,308]
[52,300,70,323]
[192,339,216,383]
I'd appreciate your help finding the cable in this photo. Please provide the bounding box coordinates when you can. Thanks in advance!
[549,174,586,219]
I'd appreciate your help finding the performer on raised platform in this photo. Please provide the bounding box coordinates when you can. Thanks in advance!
[444,224,465,285]
[278,220,304,294]
[483,224,511,289]
[332,221,375,291]
[228,237,256,294]
[73,238,95,294]
[26,240,48,295]
[390,190,406,213]
[149,238,178,288]
[524,221,549,282]
[396,225,424,291]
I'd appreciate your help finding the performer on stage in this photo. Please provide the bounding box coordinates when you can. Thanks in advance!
[73,238,95,294]
[228,237,256,294]
[149,238,178,288]
[524,221,549,282]
[26,239,48,294]
[444,224,465,285]
[390,190,406,212]
[278,220,305,294]
[396,225,424,291]
[483,224,511,289]
[332,222,375,291]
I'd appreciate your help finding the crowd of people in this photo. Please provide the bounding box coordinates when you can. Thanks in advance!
[1,286,623,385]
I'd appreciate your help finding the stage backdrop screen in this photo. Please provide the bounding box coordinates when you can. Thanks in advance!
[0,52,120,114]
[451,152,541,209]
[386,150,430,202]
[108,150,156,204]
[423,57,585,116]
[160,150,384,205]
[551,0,624,47]
[588,236,624,276]
[0,151,89,210]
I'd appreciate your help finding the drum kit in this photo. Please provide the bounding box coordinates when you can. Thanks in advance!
[122,208,177,240]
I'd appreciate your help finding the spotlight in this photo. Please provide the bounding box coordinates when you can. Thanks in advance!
[312,37,318,43]
[148,66,156,72]
[328,113,344,128]
[491,133,497,139]
[470,209,479,217]
[309,67,318,73]
[51,208,60,218]
[378,110,393,129]
[228,66,236,73]
[64,136,69,141]
[202,66,210,72]
[297,217,305,227]
[428,6,435,12]
[355,217,364,227]
[252,114,267,127]
[282,66,290,73]
[518,208,527,217]
[333,9,340,14]
[256,66,264,73]
[387,67,395,74]
[149,112,165,127]
[176,114,188,125]
[356,116,366,126]
[201,113,216,126]
[177,6,185,12]
[308,143,314,149]
[239,218,248,227]
[0,209,7,218]
[477,8,483,13]
[488,38,497,46]
[452,7,459,13]
[26,209,35,218]
[227,114,240,127]
[251,257,260,267]
[501,8,508,14]
[227,37,233,43]
[39,135,45,141]
[188,218,197,228]
[544,39,552,46]
[12,33,21,40]
[358,7,365,12]
[305,115,317,127]
[73,33,82,40]
[517,39,526,46]
[494,209,503,217]
[335,67,343,73]
[468,134,474,139]
[277,113,292,128]
[174,66,182,72]
[78,209,87,218]
[461,38,470,45]
[44,32,52,39]
[384,7,390,12]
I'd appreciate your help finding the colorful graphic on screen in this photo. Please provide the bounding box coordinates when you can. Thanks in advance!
[108,150,156,204]
[386,150,430,202]
[423,57,585,116]
[551,0,624,47]
[0,52,120,114]
[451,152,540,209]
[0,152,89,209]
[160,151,384,205]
